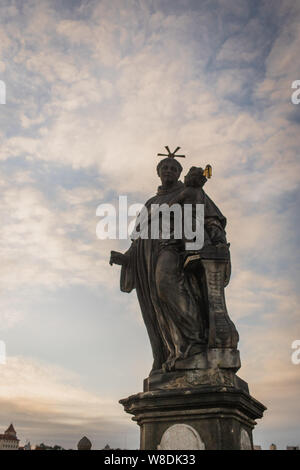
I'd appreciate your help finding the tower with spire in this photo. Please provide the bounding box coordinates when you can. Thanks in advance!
[0,423,20,450]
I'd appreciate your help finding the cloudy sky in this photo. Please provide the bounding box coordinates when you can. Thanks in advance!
[0,0,299,450]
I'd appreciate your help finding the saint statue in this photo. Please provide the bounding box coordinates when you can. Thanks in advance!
[110,148,238,375]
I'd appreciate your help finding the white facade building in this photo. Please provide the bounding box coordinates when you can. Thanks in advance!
[0,424,19,450]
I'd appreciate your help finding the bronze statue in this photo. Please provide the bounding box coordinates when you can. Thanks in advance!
[110,148,238,375]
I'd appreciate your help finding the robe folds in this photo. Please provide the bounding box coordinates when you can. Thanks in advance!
[120,181,228,373]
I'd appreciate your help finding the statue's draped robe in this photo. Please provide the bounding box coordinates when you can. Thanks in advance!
[120,181,227,372]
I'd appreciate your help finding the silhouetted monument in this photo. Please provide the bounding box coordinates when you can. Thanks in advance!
[111,147,266,450]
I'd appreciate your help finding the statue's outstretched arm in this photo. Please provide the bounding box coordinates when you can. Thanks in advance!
[109,242,137,293]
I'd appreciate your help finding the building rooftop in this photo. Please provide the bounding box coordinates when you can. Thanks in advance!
[0,423,19,441]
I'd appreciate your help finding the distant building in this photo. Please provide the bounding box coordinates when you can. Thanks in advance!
[33,443,64,450]
[77,436,92,450]
[19,441,31,451]
[0,424,20,450]
[286,446,299,450]
[253,445,262,450]
[270,443,277,450]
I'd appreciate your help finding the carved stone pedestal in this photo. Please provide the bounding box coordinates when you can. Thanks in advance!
[120,381,266,450]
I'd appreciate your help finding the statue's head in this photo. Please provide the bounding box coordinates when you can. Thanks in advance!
[184,166,207,188]
[156,157,183,187]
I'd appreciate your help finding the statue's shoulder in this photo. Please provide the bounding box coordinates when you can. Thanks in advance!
[144,194,158,206]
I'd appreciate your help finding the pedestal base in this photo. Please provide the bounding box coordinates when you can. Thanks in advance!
[120,383,266,450]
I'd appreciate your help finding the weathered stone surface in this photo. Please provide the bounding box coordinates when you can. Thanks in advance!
[143,348,245,392]
[175,348,241,371]
[240,428,252,450]
[158,424,205,450]
[144,368,248,392]
[119,385,266,450]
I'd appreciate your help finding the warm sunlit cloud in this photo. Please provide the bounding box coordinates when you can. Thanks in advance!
[0,356,135,449]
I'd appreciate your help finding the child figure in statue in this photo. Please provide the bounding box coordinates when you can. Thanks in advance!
[168,166,228,247]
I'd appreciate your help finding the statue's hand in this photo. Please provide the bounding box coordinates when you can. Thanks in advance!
[109,251,129,266]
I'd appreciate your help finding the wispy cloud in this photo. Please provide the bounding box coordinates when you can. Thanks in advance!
[0,356,136,449]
